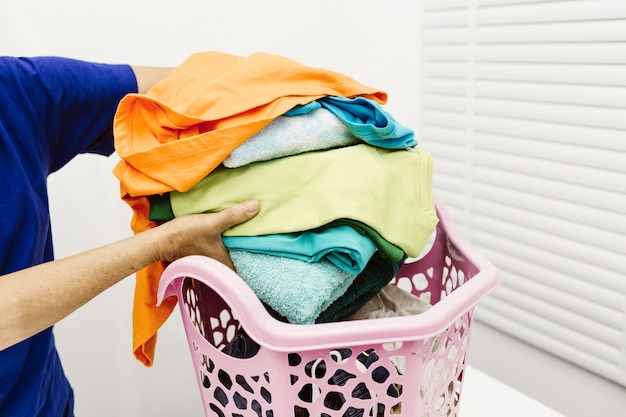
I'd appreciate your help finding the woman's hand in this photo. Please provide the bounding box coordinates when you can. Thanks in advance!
[153,200,260,269]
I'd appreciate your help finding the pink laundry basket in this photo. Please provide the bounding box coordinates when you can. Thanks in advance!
[157,198,498,417]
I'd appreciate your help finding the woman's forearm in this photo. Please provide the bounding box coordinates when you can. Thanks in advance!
[0,200,259,351]
[0,227,162,349]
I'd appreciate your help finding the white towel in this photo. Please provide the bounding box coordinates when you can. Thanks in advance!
[223,107,360,168]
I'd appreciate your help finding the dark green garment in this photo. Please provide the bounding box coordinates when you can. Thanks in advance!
[316,251,406,323]
[148,193,174,221]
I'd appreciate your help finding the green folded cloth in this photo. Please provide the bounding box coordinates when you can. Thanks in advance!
[148,194,404,262]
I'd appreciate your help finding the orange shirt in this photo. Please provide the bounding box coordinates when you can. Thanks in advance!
[113,51,387,366]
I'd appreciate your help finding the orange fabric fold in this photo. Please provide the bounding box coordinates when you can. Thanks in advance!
[113,51,387,366]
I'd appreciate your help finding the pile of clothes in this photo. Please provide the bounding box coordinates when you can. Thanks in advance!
[113,51,438,366]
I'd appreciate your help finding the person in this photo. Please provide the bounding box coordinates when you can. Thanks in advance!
[0,56,260,416]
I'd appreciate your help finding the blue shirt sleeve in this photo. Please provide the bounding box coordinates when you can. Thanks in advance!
[0,56,137,174]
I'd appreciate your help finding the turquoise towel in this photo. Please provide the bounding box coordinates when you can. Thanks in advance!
[229,249,357,324]
[222,225,377,274]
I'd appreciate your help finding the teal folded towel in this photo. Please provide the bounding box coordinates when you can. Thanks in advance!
[222,225,376,274]
[229,249,357,324]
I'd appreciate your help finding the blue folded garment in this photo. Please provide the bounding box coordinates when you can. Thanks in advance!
[229,249,357,324]
[318,96,417,149]
[222,225,377,274]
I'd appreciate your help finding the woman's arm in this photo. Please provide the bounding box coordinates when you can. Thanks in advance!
[0,200,259,351]
[131,65,174,94]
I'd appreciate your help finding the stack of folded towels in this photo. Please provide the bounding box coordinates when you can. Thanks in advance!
[113,51,439,365]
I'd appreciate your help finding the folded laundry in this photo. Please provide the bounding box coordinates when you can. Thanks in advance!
[222,225,377,275]
[262,250,404,324]
[113,51,435,369]
[148,194,405,265]
[113,51,386,197]
[223,95,418,168]
[228,249,357,324]
[223,107,359,168]
[169,144,437,259]
[113,51,388,365]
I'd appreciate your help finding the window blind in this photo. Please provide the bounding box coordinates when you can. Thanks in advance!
[416,0,626,386]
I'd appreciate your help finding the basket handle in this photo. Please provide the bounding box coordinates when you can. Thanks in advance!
[157,255,269,319]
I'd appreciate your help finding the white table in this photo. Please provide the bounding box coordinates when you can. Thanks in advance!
[461,366,567,417]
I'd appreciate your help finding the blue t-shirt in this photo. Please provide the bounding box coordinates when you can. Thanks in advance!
[0,57,137,417]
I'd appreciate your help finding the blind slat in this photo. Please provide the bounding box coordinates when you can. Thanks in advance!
[472,217,626,285]
[423,9,469,28]
[491,284,622,347]
[472,198,626,254]
[476,63,626,87]
[421,126,468,145]
[474,150,626,193]
[423,45,470,62]
[477,296,620,364]
[477,0,574,6]
[422,93,468,112]
[475,304,626,385]
[474,115,626,151]
[473,168,626,215]
[476,19,626,43]
[425,141,469,163]
[475,97,626,130]
[423,0,470,10]
[475,43,626,64]
[421,109,468,130]
[422,78,469,96]
[476,1,626,25]
[424,27,471,44]
[475,80,626,109]
[480,248,625,314]
[474,132,626,173]
[423,62,470,79]
[472,182,626,235]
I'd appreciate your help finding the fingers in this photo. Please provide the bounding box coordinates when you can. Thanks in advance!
[214,200,260,233]
[212,200,259,270]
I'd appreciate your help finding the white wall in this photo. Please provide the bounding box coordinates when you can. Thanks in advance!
[1,1,420,416]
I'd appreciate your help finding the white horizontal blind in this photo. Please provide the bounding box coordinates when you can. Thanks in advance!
[417,0,626,386]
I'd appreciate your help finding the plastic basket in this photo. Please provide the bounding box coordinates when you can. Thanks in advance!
[157,199,498,417]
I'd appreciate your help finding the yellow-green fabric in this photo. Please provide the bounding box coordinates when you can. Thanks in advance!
[170,144,438,258]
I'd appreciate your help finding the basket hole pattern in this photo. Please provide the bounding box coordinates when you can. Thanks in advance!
[199,352,274,417]
[289,346,405,416]
[184,279,275,415]
[418,310,473,417]
[184,280,243,352]
[397,229,477,307]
